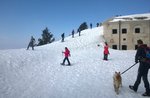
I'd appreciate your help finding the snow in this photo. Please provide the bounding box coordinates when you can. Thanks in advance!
[0,26,150,98]
[110,13,150,22]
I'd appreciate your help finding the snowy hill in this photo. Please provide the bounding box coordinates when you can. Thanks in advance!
[0,26,149,98]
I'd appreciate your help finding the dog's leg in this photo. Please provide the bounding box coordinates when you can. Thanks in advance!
[116,87,119,94]
[114,84,116,91]
[120,79,122,87]
[114,84,118,94]
[116,84,119,94]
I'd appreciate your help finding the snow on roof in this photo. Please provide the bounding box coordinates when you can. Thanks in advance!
[110,13,150,22]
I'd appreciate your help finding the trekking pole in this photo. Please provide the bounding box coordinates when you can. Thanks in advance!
[62,51,64,58]
[121,62,138,75]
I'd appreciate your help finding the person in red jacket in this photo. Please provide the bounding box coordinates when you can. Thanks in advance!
[103,42,109,60]
[61,47,71,65]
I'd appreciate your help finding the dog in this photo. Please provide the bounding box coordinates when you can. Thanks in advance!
[113,71,122,94]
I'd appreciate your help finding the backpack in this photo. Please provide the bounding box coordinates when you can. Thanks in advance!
[144,47,150,68]
[145,47,150,59]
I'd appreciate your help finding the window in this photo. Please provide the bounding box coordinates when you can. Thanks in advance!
[122,28,127,34]
[135,28,140,33]
[134,17,148,20]
[123,38,126,41]
[112,29,117,34]
[112,45,117,49]
[122,45,127,50]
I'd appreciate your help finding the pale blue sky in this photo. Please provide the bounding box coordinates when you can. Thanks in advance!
[0,0,150,49]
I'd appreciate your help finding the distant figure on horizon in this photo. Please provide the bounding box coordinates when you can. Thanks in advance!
[90,23,92,29]
[72,29,75,38]
[27,36,35,50]
[97,23,99,27]
[61,33,65,42]
[78,29,81,36]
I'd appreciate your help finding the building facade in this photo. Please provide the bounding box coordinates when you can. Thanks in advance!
[103,14,150,50]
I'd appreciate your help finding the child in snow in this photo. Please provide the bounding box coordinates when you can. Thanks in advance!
[61,47,71,65]
[103,42,109,60]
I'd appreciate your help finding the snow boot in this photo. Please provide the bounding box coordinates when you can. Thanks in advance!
[61,63,65,65]
[67,64,71,66]
[142,92,150,97]
[129,85,137,92]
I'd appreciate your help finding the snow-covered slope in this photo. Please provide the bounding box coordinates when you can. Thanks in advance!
[0,27,149,98]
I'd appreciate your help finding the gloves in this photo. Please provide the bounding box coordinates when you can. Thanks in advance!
[135,60,138,63]
[140,58,146,62]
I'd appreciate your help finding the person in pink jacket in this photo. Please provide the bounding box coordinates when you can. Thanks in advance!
[103,42,109,60]
[61,47,71,65]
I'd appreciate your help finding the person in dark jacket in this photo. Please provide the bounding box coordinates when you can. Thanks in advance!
[90,23,92,29]
[61,33,65,42]
[27,36,35,50]
[103,42,109,60]
[78,29,81,36]
[97,23,99,27]
[129,39,150,96]
[61,47,71,66]
[72,29,75,38]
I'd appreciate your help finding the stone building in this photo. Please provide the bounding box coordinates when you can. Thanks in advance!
[103,13,150,50]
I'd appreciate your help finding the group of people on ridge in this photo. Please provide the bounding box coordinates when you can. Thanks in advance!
[61,29,81,42]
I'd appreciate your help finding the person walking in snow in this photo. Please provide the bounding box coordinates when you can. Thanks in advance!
[78,28,81,36]
[61,47,71,66]
[97,23,99,27]
[72,29,75,38]
[129,39,150,96]
[61,33,65,42]
[103,42,109,60]
[27,36,35,50]
[90,23,92,29]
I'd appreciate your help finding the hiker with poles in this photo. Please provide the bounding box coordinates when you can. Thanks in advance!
[61,33,65,42]
[61,47,71,66]
[129,39,150,96]
[27,36,35,50]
